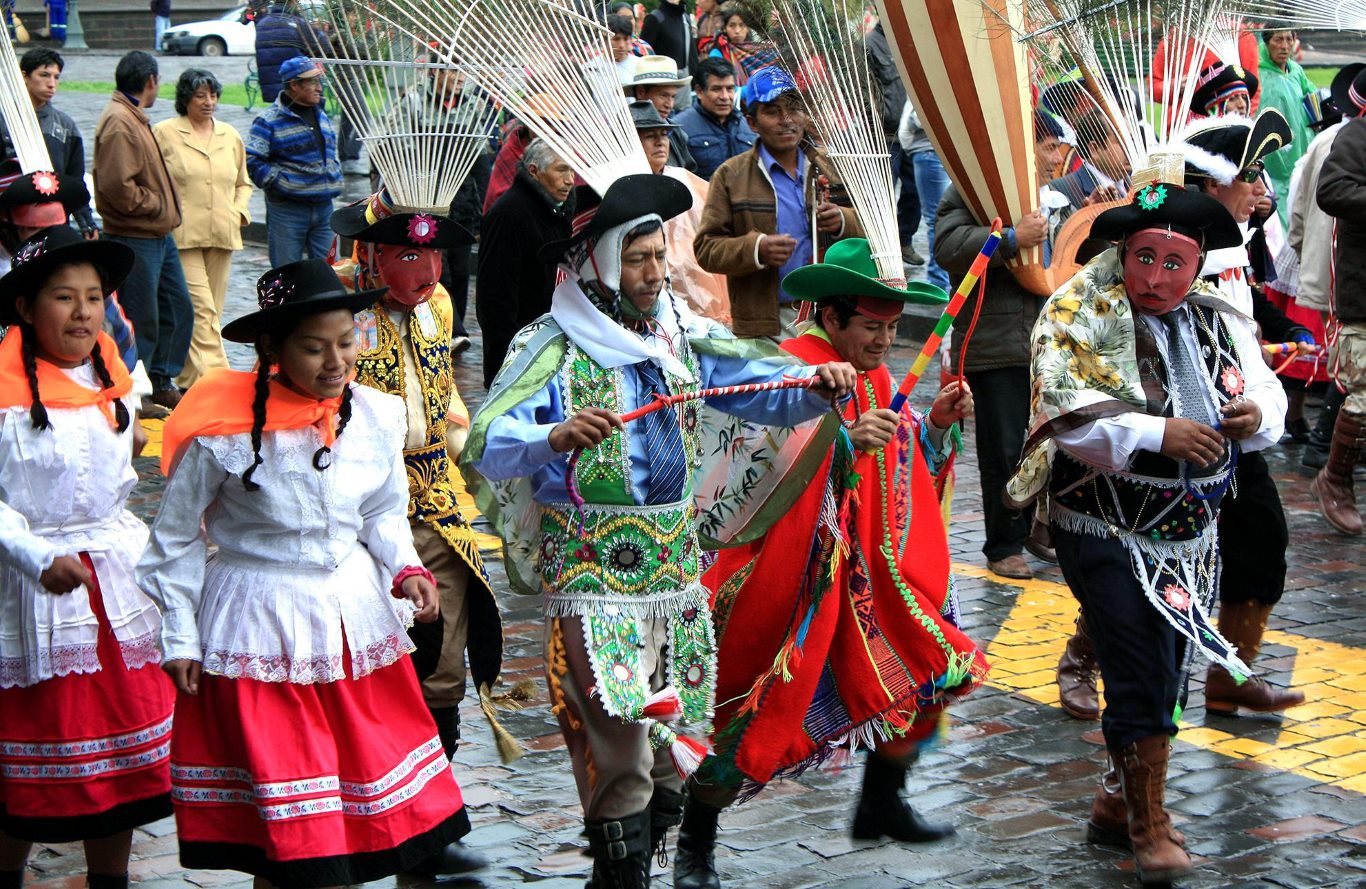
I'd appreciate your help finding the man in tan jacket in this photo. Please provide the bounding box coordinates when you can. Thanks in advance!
[93,50,191,412]
[694,67,862,339]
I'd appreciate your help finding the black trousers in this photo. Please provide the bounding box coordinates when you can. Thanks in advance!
[1055,527,1186,751]
[965,366,1031,561]
[1216,451,1287,606]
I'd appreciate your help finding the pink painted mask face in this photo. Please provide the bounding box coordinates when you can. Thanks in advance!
[1121,228,1202,316]
[373,243,442,307]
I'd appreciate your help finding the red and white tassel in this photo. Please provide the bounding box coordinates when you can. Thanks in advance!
[641,686,685,723]
[669,733,711,780]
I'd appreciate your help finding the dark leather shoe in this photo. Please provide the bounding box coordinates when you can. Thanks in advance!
[1057,616,1100,721]
[987,554,1033,579]
[409,841,488,876]
[851,753,955,843]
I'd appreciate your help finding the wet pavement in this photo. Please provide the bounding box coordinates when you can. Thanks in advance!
[19,244,1366,888]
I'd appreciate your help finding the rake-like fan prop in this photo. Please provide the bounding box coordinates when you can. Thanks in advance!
[752,0,904,283]
[1019,0,1233,175]
[301,0,499,213]
[378,0,648,195]
[0,25,53,173]
[1228,0,1366,30]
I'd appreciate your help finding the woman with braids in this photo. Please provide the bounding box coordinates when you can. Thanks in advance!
[0,226,172,889]
[136,259,470,889]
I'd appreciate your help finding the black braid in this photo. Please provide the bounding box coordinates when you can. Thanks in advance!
[18,324,50,431]
[310,383,353,471]
[88,341,131,434]
[241,343,271,491]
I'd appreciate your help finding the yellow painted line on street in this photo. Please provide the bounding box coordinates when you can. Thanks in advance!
[957,561,1366,794]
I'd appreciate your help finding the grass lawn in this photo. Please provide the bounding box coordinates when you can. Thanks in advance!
[1306,67,1340,89]
[59,80,254,108]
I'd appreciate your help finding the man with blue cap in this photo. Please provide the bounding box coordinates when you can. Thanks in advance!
[695,65,863,341]
[246,55,343,267]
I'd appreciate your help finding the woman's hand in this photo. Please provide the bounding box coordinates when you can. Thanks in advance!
[163,659,203,695]
[403,574,440,622]
[39,555,92,594]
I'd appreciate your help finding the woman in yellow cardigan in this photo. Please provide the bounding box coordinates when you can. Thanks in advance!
[154,69,252,389]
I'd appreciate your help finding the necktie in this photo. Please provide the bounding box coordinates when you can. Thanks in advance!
[635,360,687,504]
[1160,311,1214,427]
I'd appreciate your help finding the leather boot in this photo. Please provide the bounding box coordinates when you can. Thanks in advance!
[585,811,650,889]
[647,786,685,866]
[673,794,721,889]
[1310,412,1364,535]
[1117,736,1192,885]
[1086,762,1185,849]
[1056,613,1100,720]
[1205,600,1305,715]
[1303,386,1345,470]
[850,753,955,842]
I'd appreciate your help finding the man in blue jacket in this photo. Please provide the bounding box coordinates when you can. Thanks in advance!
[247,56,342,266]
[253,1,324,103]
[673,56,756,180]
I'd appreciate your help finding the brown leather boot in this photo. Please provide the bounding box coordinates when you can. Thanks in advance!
[1087,763,1185,849]
[1310,412,1364,536]
[1057,614,1100,720]
[1205,600,1305,715]
[1118,736,1193,885]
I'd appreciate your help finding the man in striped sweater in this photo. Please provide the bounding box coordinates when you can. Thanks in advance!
[246,55,342,267]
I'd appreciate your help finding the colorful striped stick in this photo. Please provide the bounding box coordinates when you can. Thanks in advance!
[887,223,1004,414]
[617,376,821,423]
[1262,341,1320,356]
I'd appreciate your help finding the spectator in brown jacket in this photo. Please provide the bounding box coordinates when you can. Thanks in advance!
[694,67,862,339]
[93,50,193,412]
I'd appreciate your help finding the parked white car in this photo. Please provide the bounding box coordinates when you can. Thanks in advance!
[160,7,255,57]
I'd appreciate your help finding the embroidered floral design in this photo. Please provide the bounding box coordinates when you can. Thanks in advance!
[408,214,438,244]
[258,276,294,309]
[1220,364,1244,396]
[13,238,45,266]
[30,171,58,195]
[1162,583,1192,611]
[1136,182,1167,211]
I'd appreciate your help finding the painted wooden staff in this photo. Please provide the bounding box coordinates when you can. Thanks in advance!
[887,221,1004,413]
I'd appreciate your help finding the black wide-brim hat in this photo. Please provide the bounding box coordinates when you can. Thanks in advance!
[0,167,91,214]
[330,200,474,249]
[1182,109,1293,178]
[1190,63,1259,115]
[1091,181,1243,251]
[221,258,385,343]
[1331,63,1366,121]
[0,225,135,325]
[537,173,692,262]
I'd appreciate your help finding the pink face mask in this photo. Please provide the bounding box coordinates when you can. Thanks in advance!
[1121,228,1203,315]
[373,243,442,307]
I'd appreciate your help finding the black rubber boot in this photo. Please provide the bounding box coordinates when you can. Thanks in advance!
[429,705,461,759]
[673,795,721,889]
[1304,385,1345,470]
[410,841,488,876]
[0,870,23,889]
[647,786,685,866]
[850,753,955,843]
[585,811,650,889]
[86,874,128,889]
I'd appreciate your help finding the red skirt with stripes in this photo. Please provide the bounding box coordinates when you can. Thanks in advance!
[170,652,468,888]
[0,554,174,842]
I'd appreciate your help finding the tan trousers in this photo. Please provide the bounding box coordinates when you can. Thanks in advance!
[544,615,681,820]
[1332,322,1366,420]
[174,246,232,390]
[412,521,471,708]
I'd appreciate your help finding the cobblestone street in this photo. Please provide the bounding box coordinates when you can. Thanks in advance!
[16,249,1366,888]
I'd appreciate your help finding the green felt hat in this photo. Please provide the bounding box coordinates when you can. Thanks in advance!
[782,238,949,314]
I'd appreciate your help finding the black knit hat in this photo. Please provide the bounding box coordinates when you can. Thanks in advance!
[221,259,384,343]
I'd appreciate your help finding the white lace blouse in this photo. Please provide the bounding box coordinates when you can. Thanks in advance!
[0,363,160,689]
[136,385,424,684]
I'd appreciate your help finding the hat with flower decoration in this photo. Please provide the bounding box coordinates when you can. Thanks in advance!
[330,188,474,249]
[1090,150,1241,250]
[0,161,91,229]
[221,259,385,343]
[0,225,134,324]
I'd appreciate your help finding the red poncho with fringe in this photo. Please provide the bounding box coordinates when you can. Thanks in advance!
[701,331,988,792]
